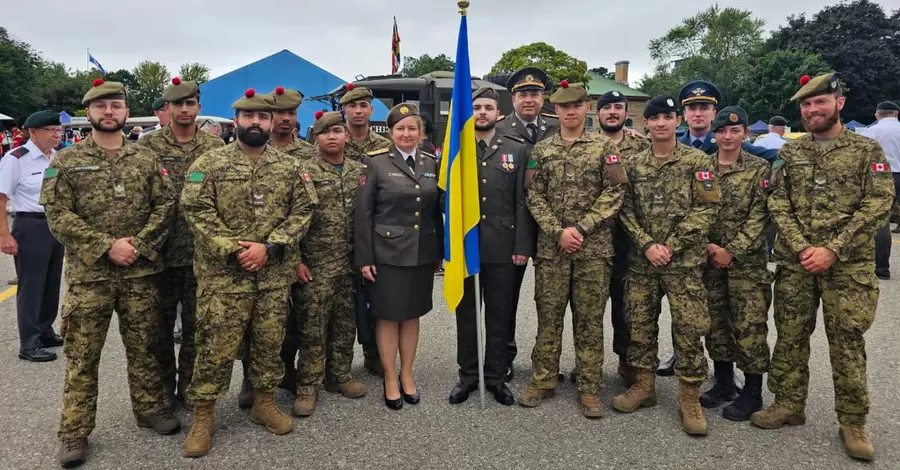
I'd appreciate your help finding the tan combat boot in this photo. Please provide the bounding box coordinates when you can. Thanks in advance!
[325,379,368,398]
[612,370,657,413]
[184,400,216,458]
[251,388,294,435]
[678,381,708,436]
[292,386,318,417]
[58,437,88,468]
[578,392,604,419]
[517,384,555,407]
[750,403,807,429]
[840,424,875,461]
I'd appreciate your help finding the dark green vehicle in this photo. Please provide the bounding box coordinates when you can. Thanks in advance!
[305,71,513,150]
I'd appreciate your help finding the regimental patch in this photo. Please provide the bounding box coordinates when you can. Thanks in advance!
[527,159,537,170]
[872,162,890,173]
[761,179,770,188]
[43,168,58,179]
[10,147,29,159]
[696,171,713,181]
[359,174,367,187]
[301,173,312,182]
[160,168,169,177]
[606,155,621,164]
[188,171,205,183]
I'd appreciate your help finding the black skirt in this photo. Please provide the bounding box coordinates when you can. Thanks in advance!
[367,263,434,322]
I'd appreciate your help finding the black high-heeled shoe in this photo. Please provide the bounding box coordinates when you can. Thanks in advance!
[400,376,420,405]
[383,380,403,410]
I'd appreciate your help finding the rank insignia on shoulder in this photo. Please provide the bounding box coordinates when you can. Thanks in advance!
[160,168,169,177]
[505,135,524,143]
[10,147,29,158]
[43,168,58,179]
[367,148,388,156]
[872,163,890,173]
[696,171,713,181]
[606,155,621,164]
[188,171,205,183]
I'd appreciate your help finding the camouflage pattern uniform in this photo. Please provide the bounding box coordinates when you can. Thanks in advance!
[272,136,316,161]
[767,128,893,425]
[140,125,224,405]
[181,143,317,401]
[294,153,362,387]
[526,132,626,394]
[619,143,719,383]
[704,151,772,373]
[41,137,173,439]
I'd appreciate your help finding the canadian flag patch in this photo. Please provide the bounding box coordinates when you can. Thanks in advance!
[606,155,620,164]
[696,171,713,181]
[160,168,169,177]
[872,163,890,173]
[301,173,311,182]
[761,179,769,188]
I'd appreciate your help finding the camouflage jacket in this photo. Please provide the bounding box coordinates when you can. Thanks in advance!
[527,132,626,260]
[614,132,651,161]
[769,127,894,271]
[271,136,316,160]
[39,137,172,284]
[300,153,363,274]
[180,143,318,294]
[345,131,392,163]
[708,151,771,268]
[621,143,720,272]
[140,125,224,268]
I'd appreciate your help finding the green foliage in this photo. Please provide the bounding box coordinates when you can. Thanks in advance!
[400,54,454,78]
[177,62,211,84]
[0,27,42,119]
[131,61,171,116]
[488,42,590,84]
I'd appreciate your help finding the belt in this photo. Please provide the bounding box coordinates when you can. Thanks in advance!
[14,212,46,219]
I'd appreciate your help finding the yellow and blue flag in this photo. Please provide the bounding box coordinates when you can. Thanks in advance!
[438,11,480,312]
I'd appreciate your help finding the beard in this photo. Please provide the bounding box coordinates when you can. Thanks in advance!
[475,120,496,132]
[237,125,270,147]
[802,105,840,133]
[599,121,625,133]
[89,115,126,133]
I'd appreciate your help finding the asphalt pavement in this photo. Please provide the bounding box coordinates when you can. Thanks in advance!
[0,244,898,469]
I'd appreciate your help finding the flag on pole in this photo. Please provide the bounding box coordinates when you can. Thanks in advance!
[391,17,401,74]
[88,51,106,74]
[438,9,480,312]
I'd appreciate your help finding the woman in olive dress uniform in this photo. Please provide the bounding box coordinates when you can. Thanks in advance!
[354,103,443,410]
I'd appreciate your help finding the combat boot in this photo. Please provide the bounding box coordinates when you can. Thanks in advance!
[750,403,807,429]
[678,381,708,436]
[250,388,294,435]
[292,386,318,417]
[364,355,385,377]
[136,412,181,435]
[840,424,874,461]
[700,361,741,408]
[578,392,604,419]
[325,378,367,398]
[58,437,87,468]
[184,400,216,458]
[517,384,555,408]
[723,373,763,421]
[612,370,656,413]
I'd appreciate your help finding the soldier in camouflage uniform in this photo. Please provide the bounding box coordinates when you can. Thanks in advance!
[516,81,625,418]
[339,84,392,375]
[611,96,719,436]
[751,73,893,462]
[180,89,317,458]
[291,111,366,417]
[140,77,224,411]
[43,79,179,468]
[698,107,772,422]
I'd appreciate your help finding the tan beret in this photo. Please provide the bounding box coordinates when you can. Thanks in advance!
[312,111,346,135]
[549,81,589,104]
[231,89,275,111]
[270,86,303,110]
[82,79,126,104]
[339,84,374,105]
[472,87,500,102]
[161,77,200,102]
[790,72,840,102]
[386,103,420,128]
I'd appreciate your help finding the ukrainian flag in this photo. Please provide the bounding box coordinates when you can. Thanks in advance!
[438,10,480,312]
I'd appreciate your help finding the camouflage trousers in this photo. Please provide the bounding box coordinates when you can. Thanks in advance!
[530,257,609,394]
[58,276,166,439]
[296,272,357,386]
[153,265,197,403]
[625,268,710,383]
[769,265,878,425]
[702,265,772,374]
[189,288,290,401]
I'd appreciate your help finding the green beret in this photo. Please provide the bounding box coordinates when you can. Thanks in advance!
[876,101,900,112]
[768,116,788,126]
[161,77,200,102]
[339,84,374,105]
[711,106,748,132]
[231,89,275,112]
[23,110,61,129]
[82,79,126,104]
[472,87,499,102]
[151,97,167,111]
[270,87,303,110]
[386,102,419,128]
[549,81,588,104]
[311,111,346,135]
[790,72,840,102]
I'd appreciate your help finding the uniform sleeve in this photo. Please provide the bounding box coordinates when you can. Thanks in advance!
[724,164,771,261]
[130,161,173,261]
[40,163,116,265]
[768,151,811,257]
[665,158,718,256]
[513,145,535,257]
[619,169,655,252]
[266,161,318,247]
[180,159,242,260]
[525,145,564,239]
[577,142,625,234]
[742,142,778,163]
[354,157,377,266]
[0,154,19,198]
[825,144,895,260]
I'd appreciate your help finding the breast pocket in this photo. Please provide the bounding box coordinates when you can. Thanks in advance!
[216,174,252,225]
[493,163,517,190]
[71,168,112,215]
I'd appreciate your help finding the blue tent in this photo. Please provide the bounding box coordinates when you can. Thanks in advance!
[845,120,869,131]
[59,111,72,124]
[749,120,768,133]
[199,50,388,136]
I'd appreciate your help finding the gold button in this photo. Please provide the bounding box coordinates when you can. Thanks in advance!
[386,231,391,236]
[415,211,420,216]
[482,179,487,184]
[481,215,487,220]
[482,162,487,167]
[416,197,421,202]
[482,197,487,202]
[415,185,420,190]
[414,225,419,230]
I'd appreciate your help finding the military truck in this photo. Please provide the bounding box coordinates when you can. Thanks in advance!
[305,71,513,150]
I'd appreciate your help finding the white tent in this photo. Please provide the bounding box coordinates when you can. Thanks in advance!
[0,113,12,120]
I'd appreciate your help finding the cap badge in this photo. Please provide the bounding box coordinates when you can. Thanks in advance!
[399,106,409,115]
[666,98,675,107]
[612,92,620,97]
[729,113,738,122]
[692,88,706,96]
[525,74,534,82]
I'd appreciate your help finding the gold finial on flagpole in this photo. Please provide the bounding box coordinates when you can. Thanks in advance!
[458,0,469,15]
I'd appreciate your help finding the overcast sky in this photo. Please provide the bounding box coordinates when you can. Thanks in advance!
[6,0,896,87]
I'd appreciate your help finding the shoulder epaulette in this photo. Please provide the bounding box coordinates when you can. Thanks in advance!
[421,151,436,159]
[9,147,29,159]
[504,135,524,144]
[367,148,389,156]
[541,112,558,119]
[497,115,507,122]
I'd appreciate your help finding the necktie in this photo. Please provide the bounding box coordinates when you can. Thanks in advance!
[406,155,416,171]
[527,123,538,141]
[692,139,703,148]
[477,140,488,158]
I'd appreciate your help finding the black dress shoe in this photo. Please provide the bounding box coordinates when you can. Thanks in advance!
[400,378,420,405]
[487,383,514,406]
[41,334,64,348]
[657,355,676,376]
[19,347,58,362]
[448,380,478,404]
[383,380,403,410]
[504,366,514,383]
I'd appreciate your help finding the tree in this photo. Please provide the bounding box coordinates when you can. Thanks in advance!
[400,54,454,78]
[766,0,900,122]
[0,27,43,118]
[487,42,590,84]
[177,62,211,84]
[131,61,170,116]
